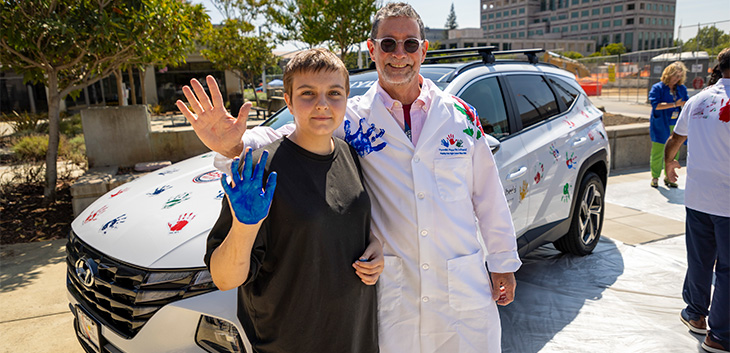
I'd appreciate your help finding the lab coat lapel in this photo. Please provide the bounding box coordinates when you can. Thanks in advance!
[365,93,413,149]
[415,93,451,153]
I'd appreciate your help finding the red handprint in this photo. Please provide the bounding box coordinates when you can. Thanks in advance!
[83,205,108,224]
[719,99,730,123]
[168,213,195,233]
[448,134,456,145]
[110,188,128,198]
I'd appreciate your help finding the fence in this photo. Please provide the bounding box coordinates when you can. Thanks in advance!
[575,47,719,103]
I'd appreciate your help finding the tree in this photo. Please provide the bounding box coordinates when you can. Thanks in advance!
[601,43,627,56]
[682,26,730,56]
[0,0,207,203]
[558,51,584,59]
[268,0,379,60]
[445,3,458,30]
[201,19,276,106]
[0,0,145,203]
[125,1,210,106]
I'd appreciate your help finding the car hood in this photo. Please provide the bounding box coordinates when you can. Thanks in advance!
[71,152,225,269]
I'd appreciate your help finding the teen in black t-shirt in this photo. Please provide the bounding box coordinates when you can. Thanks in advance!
[196,49,383,353]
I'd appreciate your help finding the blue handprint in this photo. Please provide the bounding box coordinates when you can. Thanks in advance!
[344,118,387,157]
[441,139,449,147]
[221,149,277,225]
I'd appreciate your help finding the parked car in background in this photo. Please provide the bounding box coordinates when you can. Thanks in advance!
[66,47,609,353]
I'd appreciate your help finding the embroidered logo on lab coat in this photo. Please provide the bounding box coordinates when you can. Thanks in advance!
[344,118,387,157]
[193,170,223,183]
[439,133,468,155]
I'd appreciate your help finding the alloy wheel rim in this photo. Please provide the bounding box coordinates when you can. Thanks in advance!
[579,183,602,246]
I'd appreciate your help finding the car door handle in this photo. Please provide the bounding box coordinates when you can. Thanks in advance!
[506,167,527,181]
[572,137,587,147]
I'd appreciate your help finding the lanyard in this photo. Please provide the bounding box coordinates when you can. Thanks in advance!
[403,103,412,141]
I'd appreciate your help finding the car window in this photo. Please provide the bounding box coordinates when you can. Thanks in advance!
[459,77,511,139]
[505,75,559,129]
[549,76,582,110]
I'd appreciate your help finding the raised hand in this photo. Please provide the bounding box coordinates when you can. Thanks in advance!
[221,148,277,225]
[176,75,248,158]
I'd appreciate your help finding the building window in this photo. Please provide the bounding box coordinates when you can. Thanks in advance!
[489,13,494,19]
[511,9,517,15]
[571,24,579,31]
[591,22,599,29]
[640,3,645,10]
[496,34,502,38]
[512,21,517,27]
[592,8,600,15]
[558,14,567,20]
[602,20,611,27]
[483,26,488,30]
[614,5,623,12]
[603,6,611,14]
[552,27,560,33]
[503,10,509,16]
[614,33,621,43]
[511,32,517,38]
[660,4,664,11]
[519,20,525,25]
[482,14,487,20]
[582,0,589,3]
[519,31,525,37]
[571,11,579,18]
[626,18,634,25]
[528,30,534,36]
[627,3,635,10]
[478,42,487,47]
[497,23,502,28]
[503,43,512,50]
[652,18,656,25]
[537,29,544,35]
[581,23,589,30]
[614,19,622,26]
[572,0,579,4]
[639,17,644,24]
[496,12,501,17]
[489,24,495,30]
[520,7,525,13]
[581,10,589,16]
[562,26,568,32]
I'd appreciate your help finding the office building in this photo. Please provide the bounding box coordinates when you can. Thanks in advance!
[481,0,676,52]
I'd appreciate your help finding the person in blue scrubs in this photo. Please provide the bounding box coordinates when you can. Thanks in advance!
[648,61,689,188]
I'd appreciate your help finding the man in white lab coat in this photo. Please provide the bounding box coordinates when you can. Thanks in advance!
[178,3,521,352]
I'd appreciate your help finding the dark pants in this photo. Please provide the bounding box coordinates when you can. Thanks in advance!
[683,207,729,346]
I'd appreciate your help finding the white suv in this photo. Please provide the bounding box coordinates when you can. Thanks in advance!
[66,47,609,352]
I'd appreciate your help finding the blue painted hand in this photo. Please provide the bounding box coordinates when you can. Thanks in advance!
[221,149,277,225]
[344,118,387,157]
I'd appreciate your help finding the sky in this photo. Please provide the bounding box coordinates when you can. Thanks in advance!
[194,0,730,51]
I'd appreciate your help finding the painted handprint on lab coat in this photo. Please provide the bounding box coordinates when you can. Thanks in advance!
[344,118,387,157]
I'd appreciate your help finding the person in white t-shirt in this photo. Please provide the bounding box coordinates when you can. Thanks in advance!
[665,47,730,353]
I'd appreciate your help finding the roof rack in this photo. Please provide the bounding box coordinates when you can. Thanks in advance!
[424,46,545,65]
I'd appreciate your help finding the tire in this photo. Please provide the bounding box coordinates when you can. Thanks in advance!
[554,171,605,256]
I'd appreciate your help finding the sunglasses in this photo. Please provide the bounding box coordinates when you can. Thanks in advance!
[372,37,423,53]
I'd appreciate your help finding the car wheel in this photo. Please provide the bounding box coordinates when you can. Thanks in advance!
[554,171,604,256]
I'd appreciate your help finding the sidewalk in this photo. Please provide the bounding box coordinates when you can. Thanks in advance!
[0,166,691,352]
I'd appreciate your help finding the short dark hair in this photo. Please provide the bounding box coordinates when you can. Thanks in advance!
[718,47,730,72]
[283,48,349,96]
[370,2,425,40]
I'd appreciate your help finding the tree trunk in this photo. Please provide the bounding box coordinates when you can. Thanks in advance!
[127,66,137,105]
[114,69,124,106]
[43,72,61,204]
[139,69,147,106]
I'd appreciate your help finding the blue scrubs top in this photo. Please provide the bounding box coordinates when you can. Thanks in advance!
[648,81,688,143]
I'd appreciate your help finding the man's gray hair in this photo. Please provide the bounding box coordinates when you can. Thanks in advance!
[370,2,425,40]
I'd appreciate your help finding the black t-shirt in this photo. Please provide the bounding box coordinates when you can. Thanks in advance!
[205,137,378,353]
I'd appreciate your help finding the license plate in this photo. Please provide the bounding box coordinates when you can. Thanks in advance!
[75,306,101,353]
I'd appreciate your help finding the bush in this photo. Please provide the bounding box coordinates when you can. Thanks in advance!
[37,113,83,137]
[0,111,45,134]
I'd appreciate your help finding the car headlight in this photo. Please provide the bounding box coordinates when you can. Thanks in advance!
[195,315,244,353]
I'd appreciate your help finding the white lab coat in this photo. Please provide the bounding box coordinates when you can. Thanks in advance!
[230,79,521,353]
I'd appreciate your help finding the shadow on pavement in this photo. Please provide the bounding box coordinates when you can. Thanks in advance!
[499,238,623,353]
[0,238,67,293]
[657,186,685,205]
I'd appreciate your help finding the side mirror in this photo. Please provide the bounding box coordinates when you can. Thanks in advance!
[485,134,501,154]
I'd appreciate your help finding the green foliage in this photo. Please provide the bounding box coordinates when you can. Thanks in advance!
[445,3,458,30]
[588,52,604,57]
[202,19,276,103]
[601,43,627,56]
[681,26,730,56]
[12,135,61,162]
[558,51,584,59]
[268,0,379,59]
[0,111,44,134]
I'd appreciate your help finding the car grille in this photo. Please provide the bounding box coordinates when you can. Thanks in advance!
[66,232,216,338]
